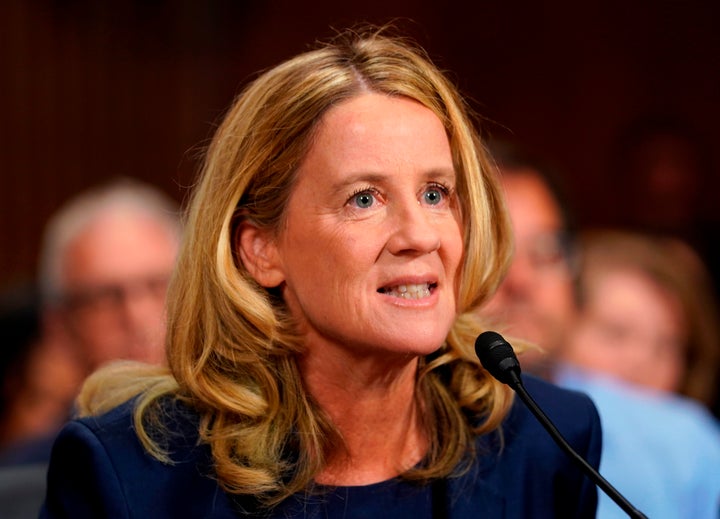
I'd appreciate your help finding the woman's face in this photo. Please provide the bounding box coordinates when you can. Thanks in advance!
[566,268,686,393]
[264,93,464,361]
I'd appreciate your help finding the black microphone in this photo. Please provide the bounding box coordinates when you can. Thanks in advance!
[475,331,648,519]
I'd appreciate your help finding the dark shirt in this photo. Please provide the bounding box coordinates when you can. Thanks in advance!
[271,479,441,519]
[40,375,601,518]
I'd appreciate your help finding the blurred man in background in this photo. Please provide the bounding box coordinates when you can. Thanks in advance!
[1,177,181,465]
[480,142,578,379]
[38,177,182,377]
[0,178,182,516]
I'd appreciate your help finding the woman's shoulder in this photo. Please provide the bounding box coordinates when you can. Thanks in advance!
[65,394,205,468]
[43,396,231,517]
[77,395,200,440]
[507,374,601,446]
[75,396,138,432]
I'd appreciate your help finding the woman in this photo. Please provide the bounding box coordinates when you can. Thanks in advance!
[565,229,720,409]
[41,27,601,518]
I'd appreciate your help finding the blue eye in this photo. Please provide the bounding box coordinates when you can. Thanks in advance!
[353,191,375,208]
[424,187,444,205]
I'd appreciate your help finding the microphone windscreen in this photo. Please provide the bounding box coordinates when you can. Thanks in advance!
[474,331,521,385]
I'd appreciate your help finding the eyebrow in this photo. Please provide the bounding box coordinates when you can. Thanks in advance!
[326,173,378,195]
[329,168,457,192]
[425,167,457,183]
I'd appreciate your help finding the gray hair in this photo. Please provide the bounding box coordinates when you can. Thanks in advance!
[38,177,182,303]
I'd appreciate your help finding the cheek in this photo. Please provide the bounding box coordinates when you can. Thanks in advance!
[573,326,611,363]
[443,220,464,271]
[450,237,466,301]
[281,225,366,298]
[658,362,684,392]
[438,219,463,293]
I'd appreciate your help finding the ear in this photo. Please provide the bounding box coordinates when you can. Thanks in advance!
[236,221,285,287]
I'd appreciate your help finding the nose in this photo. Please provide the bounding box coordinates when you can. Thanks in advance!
[386,198,442,256]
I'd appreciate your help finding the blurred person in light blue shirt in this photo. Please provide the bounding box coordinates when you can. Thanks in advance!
[558,366,720,519]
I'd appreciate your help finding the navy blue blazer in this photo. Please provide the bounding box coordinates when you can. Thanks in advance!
[40,375,601,518]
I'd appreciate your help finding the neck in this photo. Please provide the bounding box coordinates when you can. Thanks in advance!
[300,349,428,486]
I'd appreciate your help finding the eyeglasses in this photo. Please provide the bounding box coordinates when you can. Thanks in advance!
[515,231,575,272]
[60,274,171,319]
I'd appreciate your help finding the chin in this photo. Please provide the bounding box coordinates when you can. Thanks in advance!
[381,334,448,358]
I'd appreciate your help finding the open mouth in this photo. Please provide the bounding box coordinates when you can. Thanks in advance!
[377,282,436,299]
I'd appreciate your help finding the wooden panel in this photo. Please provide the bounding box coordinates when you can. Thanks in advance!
[1,0,719,288]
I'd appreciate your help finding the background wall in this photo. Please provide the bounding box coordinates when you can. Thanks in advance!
[2,0,719,287]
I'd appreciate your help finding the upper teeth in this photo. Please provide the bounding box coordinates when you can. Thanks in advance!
[380,283,432,299]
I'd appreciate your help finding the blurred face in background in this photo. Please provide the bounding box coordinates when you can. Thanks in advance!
[480,169,576,371]
[54,210,178,373]
[565,267,686,394]
[0,325,82,445]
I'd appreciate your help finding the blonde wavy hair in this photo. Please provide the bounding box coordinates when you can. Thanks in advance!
[78,26,515,507]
